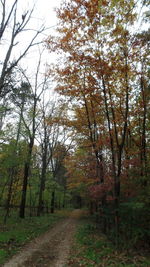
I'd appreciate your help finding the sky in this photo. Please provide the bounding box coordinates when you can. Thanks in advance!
[1,0,62,74]
[34,0,62,26]
[0,0,63,128]
[4,0,63,93]
[22,0,63,95]
[17,0,62,28]
[19,0,62,64]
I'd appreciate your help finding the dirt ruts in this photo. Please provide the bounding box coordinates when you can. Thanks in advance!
[3,209,83,267]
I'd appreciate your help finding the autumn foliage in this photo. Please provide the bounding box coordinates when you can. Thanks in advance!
[47,0,150,244]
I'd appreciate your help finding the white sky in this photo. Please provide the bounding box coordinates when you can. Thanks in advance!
[1,0,62,74]
[34,0,62,26]
[20,0,63,96]
[17,0,62,27]
[19,0,62,66]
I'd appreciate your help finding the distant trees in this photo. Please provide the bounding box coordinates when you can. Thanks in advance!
[19,56,46,218]
[37,101,63,216]
[0,93,71,220]
[0,82,72,220]
[0,50,71,221]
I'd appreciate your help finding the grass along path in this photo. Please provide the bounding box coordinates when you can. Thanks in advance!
[1,209,149,267]
[0,209,71,266]
[2,209,83,267]
[67,215,150,267]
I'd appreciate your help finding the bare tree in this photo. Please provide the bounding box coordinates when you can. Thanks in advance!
[18,53,48,218]
[37,100,55,216]
[0,0,45,98]
[37,98,74,215]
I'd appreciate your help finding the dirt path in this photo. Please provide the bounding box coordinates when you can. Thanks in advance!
[3,210,83,267]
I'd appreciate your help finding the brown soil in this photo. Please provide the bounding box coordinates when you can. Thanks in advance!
[3,209,83,267]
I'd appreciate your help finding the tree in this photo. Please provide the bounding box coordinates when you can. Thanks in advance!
[47,0,149,242]
[0,0,45,99]
[3,82,31,222]
[37,100,56,216]
[19,54,48,218]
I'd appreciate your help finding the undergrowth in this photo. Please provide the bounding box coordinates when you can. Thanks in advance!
[68,216,150,267]
[0,209,69,266]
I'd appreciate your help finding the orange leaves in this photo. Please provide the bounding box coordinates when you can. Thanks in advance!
[65,147,99,194]
[47,0,150,205]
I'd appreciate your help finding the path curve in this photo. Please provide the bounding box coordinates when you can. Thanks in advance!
[3,209,82,267]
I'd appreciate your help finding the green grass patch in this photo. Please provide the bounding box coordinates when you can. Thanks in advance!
[0,209,69,265]
[68,216,150,267]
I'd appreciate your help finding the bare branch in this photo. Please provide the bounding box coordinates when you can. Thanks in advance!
[0,0,46,99]
[0,0,18,40]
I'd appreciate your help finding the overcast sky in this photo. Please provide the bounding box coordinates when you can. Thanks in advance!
[0,0,62,72]
[2,0,149,85]
[12,0,63,78]
[34,0,62,26]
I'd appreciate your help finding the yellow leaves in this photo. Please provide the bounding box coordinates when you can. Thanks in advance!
[98,0,109,8]
[68,182,83,190]
[101,15,114,27]
[67,177,97,190]
[111,0,124,5]
[112,24,125,36]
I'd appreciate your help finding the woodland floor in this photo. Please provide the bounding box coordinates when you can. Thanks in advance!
[3,209,83,267]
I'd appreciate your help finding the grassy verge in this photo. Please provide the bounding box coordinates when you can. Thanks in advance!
[0,209,70,265]
[68,216,150,267]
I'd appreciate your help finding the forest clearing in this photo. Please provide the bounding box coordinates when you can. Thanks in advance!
[0,0,150,266]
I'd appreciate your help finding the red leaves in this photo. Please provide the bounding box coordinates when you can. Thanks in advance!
[47,0,149,207]
[89,176,114,201]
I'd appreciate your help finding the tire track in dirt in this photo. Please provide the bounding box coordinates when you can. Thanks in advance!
[3,209,83,267]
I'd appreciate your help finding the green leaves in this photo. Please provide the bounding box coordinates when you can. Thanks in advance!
[69,218,150,267]
[0,212,64,265]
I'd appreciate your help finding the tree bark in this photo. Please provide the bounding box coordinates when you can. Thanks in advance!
[37,152,47,216]
[51,190,55,214]
[19,139,33,218]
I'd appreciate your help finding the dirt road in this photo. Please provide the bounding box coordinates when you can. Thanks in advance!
[3,210,83,267]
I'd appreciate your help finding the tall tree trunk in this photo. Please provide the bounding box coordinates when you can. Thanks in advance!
[37,123,48,216]
[51,190,55,214]
[37,153,47,216]
[140,75,147,184]
[19,139,33,218]
[62,188,66,208]
[4,169,14,223]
